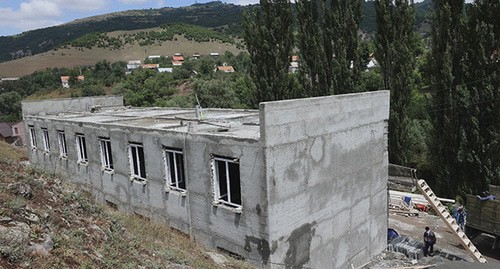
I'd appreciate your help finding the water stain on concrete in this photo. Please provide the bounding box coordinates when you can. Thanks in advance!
[284,221,317,268]
[244,236,270,264]
[256,204,262,216]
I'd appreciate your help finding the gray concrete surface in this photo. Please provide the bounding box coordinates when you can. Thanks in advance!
[23,91,390,268]
[261,92,390,268]
[21,95,124,116]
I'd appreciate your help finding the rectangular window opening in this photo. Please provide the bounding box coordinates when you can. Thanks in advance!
[28,126,37,149]
[99,138,114,171]
[129,143,146,182]
[76,134,88,164]
[41,128,50,153]
[57,131,67,158]
[163,147,186,192]
[212,155,241,208]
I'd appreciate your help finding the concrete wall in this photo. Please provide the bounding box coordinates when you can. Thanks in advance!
[260,91,390,268]
[24,91,390,268]
[23,116,269,263]
[21,96,123,116]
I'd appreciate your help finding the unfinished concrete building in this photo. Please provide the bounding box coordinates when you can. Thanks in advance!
[22,91,389,268]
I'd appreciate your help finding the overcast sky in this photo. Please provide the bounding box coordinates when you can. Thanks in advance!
[0,0,473,37]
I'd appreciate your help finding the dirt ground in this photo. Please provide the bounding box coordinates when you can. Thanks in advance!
[366,210,500,268]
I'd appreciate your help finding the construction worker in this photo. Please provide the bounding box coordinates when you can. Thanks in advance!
[423,226,436,256]
[454,205,467,231]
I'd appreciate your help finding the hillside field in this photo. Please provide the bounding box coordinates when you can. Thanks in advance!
[0,31,242,78]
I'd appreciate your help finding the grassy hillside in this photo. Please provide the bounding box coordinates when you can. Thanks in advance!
[0,142,252,268]
[0,33,242,78]
[0,141,27,163]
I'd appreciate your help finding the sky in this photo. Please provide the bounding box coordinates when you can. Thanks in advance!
[0,0,260,37]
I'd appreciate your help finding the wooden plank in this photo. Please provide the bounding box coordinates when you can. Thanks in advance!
[466,194,480,208]
[482,220,495,231]
[489,184,500,197]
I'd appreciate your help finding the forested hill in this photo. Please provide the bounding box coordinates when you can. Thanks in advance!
[0,1,246,63]
[0,0,434,63]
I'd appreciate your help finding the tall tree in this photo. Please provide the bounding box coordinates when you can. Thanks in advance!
[428,0,468,197]
[243,0,294,104]
[375,0,418,165]
[296,0,362,96]
[296,0,332,96]
[329,0,363,94]
[461,0,500,190]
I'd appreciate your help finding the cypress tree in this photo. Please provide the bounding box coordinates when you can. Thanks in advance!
[428,0,468,197]
[243,0,294,104]
[296,0,362,96]
[329,0,362,94]
[461,0,500,190]
[375,0,418,165]
[296,0,332,96]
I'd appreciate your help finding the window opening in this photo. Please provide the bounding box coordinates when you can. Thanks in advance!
[28,126,37,149]
[129,143,146,181]
[212,155,241,208]
[99,138,114,171]
[163,147,185,191]
[42,128,50,152]
[13,127,19,135]
[76,134,88,164]
[58,131,67,158]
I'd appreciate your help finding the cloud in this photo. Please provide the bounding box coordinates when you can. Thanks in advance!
[235,0,259,5]
[19,0,61,17]
[156,0,165,7]
[0,0,108,35]
[119,0,150,4]
[0,1,64,33]
[51,0,107,11]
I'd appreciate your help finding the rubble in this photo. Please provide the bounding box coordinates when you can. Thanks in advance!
[0,221,31,259]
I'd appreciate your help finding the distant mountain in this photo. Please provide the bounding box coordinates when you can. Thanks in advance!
[0,0,435,64]
[0,1,246,63]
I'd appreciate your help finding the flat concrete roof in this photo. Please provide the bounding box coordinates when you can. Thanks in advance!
[32,106,261,139]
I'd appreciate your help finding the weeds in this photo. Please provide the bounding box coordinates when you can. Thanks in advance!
[0,147,253,269]
[5,197,27,212]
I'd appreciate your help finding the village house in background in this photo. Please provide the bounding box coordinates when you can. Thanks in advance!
[60,75,84,88]
[22,91,389,268]
[289,55,299,73]
[141,63,159,69]
[215,63,235,73]
[172,53,184,66]
[60,76,70,88]
[0,121,25,146]
[127,60,142,72]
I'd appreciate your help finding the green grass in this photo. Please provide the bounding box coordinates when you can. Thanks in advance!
[0,140,27,163]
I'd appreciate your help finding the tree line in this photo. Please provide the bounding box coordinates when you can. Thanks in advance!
[68,23,236,50]
[242,0,499,200]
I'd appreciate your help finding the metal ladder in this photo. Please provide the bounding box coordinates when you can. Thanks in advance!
[416,179,487,263]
